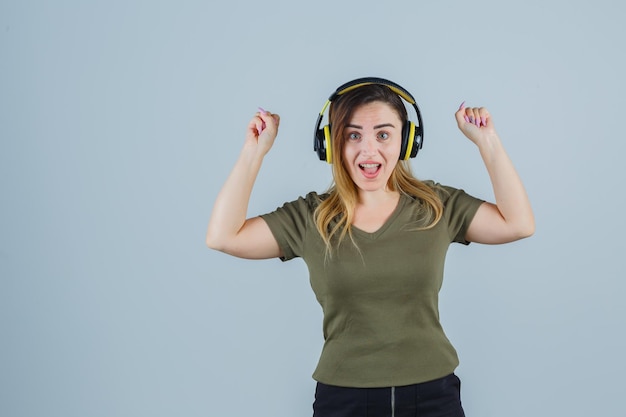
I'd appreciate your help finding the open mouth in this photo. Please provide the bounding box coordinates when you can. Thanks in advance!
[359,163,381,177]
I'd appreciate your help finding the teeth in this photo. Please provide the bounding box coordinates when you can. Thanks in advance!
[360,163,380,168]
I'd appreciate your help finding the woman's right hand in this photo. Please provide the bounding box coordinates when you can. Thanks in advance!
[246,109,280,155]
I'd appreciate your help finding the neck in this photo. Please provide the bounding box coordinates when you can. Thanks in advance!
[357,188,400,207]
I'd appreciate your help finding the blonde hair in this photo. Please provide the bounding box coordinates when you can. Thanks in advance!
[313,84,444,254]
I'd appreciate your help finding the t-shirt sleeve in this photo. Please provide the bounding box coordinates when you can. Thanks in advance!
[438,184,484,245]
[260,192,319,261]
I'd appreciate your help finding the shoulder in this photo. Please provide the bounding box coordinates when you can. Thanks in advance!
[416,181,484,221]
[428,181,484,225]
[303,191,328,208]
[419,180,476,206]
[295,191,328,213]
[262,191,327,219]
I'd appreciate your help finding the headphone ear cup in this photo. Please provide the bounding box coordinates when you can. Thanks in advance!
[315,125,333,163]
[400,122,411,160]
[399,122,421,160]
[315,129,325,161]
[410,124,423,158]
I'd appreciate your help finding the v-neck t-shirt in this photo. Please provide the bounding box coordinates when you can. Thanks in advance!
[260,183,483,388]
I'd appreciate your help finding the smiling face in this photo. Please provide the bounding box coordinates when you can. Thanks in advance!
[341,101,403,195]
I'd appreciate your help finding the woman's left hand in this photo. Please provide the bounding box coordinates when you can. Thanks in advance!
[454,101,535,244]
[454,102,497,147]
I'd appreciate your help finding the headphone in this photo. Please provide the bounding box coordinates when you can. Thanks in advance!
[313,77,424,164]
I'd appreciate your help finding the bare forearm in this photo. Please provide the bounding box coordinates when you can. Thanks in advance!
[479,133,535,236]
[206,144,265,249]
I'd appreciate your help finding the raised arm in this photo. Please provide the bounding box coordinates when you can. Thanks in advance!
[455,103,535,244]
[205,109,283,259]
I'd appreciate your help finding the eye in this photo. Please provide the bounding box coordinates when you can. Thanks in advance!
[347,132,361,141]
[377,132,390,140]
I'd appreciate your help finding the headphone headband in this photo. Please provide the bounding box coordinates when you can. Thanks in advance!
[314,77,424,163]
[330,77,417,104]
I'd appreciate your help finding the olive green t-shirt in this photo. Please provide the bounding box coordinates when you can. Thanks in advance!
[261,183,483,388]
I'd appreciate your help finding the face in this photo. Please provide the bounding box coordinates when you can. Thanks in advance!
[341,101,403,195]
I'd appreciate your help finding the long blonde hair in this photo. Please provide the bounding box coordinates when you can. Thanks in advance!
[313,84,444,253]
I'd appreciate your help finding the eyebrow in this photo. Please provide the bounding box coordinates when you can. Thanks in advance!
[346,123,396,129]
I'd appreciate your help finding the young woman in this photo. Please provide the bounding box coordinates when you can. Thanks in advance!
[206,78,534,417]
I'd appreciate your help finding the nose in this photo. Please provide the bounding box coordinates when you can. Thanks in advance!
[361,135,378,155]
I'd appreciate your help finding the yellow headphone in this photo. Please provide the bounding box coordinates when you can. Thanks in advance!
[313,77,424,164]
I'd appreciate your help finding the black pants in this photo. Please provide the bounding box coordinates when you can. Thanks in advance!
[313,373,465,417]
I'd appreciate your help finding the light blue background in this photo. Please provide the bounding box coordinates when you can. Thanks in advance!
[1,1,624,416]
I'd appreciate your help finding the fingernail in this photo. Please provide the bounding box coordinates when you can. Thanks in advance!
[469,116,474,124]
[481,116,487,126]
[257,107,267,132]
[459,101,465,110]
[464,115,470,123]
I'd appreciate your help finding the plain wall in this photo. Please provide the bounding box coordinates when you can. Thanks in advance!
[1,0,625,416]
